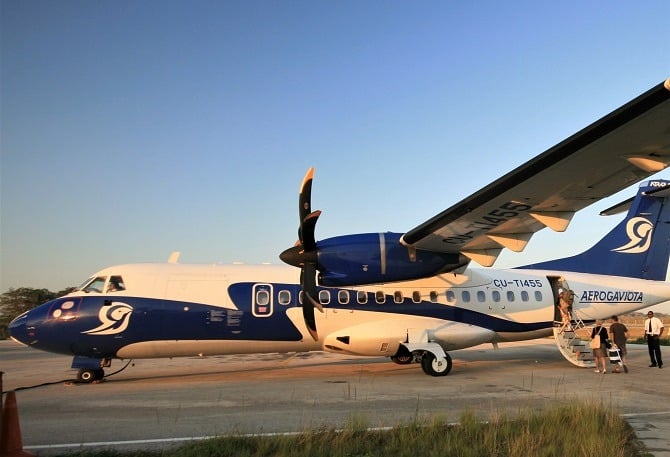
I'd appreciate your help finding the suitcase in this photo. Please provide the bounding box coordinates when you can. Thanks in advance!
[608,346,628,373]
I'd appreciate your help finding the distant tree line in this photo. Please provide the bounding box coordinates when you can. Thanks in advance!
[0,287,75,339]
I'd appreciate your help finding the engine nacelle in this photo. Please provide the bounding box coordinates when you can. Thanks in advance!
[317,232,463,286]
[431,321,495,350]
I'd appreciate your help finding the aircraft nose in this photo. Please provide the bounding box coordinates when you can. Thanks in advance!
[8,311,34,345]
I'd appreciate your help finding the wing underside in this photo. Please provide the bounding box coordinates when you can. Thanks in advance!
[401,78,670,267]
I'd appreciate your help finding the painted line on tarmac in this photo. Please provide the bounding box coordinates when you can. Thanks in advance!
[25,427,400,451]
[621,411,670,418]
[26,436,216,451]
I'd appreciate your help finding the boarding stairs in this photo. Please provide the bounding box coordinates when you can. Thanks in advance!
[553,318,596,368]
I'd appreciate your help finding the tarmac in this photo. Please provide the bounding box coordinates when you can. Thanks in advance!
[1,338,668,456]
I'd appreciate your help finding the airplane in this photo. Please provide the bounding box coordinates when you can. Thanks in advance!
[8,78,670,382]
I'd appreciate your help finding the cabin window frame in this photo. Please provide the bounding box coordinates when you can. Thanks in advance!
[252,284,274,318]
[278,290,291,306]
[338,290,350,305]
[319,290,331,305]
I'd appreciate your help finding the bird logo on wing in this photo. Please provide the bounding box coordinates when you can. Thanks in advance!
[612,217,654,254]
[82,302,133,335]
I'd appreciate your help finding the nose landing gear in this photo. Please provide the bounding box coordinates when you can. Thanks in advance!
[72,356,111,383]
[77,368,105,383]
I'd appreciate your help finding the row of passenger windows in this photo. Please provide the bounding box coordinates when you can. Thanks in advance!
[265,288,544,306]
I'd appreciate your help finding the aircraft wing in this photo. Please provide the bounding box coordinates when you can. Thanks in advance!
[400,78,670,267]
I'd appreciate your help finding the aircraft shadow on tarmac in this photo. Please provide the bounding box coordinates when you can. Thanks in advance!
[79,341,568,385]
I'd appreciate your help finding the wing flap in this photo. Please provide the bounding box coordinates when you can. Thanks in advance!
[486,232,533,252]
[528,211,575,232]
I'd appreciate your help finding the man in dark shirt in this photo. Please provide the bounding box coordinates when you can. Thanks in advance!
[609,315,629,373]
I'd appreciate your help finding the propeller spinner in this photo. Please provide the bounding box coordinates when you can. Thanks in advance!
[279,167,323,341]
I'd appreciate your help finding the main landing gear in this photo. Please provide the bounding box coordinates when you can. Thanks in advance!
[420,351,452,377]
[391,344,453,376]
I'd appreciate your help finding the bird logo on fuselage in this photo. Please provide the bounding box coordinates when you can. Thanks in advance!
[82,302,133,335]
[612,217,654,254]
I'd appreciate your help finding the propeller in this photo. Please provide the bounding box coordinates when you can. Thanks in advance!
[279,167,323,340]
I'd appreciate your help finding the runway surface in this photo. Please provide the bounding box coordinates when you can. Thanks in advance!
[1,339,668,456]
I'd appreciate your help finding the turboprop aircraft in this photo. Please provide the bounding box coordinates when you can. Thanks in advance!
[8,78,670,382]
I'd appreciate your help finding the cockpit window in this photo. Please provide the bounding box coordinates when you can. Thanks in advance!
[77,275,126,293]
[80,276,106,293]
[107,276,126,293]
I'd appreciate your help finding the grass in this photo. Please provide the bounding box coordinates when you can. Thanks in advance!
[52,403,648,457]
[628,336,670,346]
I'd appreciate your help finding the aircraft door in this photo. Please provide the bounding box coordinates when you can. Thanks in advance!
[548,276,574,324]
[252,284,274,318]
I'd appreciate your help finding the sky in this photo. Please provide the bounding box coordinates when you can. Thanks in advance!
[1,1,670,309]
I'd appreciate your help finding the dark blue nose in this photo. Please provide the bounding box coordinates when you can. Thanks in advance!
[8,311,34,345]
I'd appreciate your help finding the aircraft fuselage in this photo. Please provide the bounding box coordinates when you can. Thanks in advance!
[10,263,670,363]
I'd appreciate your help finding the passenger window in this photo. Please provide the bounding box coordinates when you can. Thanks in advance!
[535,291,543,301]
[492,291,501,302]
[462,291,471,302]
[298,291,304,305]
[521,291,529,302]
[278,290,291,305]
[375,291,385,304]
[507,291,515,302]
[477,291,485,302]
[338,290,349,305]
[412,291,421,303]
[256,290,270,306]
[446,290,456,303]
[357,290,368,304]
[429,291,438,302]
[107,275,125,293]
[393,291,403,303]
[319,290,331,305]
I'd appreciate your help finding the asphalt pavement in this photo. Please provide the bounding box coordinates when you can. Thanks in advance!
[1,339,668,456]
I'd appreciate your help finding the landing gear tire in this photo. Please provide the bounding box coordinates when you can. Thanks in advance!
[420,351,452,377]
[78,368,104,383]
[391,346,413,365]
[391,354,412,365]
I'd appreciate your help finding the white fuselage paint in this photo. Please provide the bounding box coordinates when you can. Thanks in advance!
[73,262,670,360]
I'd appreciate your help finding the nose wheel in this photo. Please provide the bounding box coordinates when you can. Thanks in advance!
[77,368,105,383]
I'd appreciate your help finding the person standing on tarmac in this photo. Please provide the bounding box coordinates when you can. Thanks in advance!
[591,320,609,374]
[609,315,629,373]
[644,311,664,368]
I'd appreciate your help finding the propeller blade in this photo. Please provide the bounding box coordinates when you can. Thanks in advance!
[301,263,321,341]
[301,210,321,252]
[301,262,323,312]
[282,168,323,342]
[299,168,315,226]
